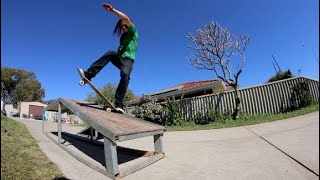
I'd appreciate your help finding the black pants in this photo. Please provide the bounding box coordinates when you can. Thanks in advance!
[87,50,134,109]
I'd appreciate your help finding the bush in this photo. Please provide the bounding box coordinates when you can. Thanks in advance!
[207,108,232,123]
[208,108,224,123]
[288,80,312,111]
[164,97,184,126]
[193,108,232,125]
[132,95,163,125]
[194,112,208,125]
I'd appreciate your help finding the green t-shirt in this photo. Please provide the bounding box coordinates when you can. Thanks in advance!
[118,23,138,60]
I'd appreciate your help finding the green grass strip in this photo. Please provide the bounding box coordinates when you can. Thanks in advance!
[1,116,65,180]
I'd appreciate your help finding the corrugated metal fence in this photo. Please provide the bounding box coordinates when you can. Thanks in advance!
[177,76,319,120]
[126,76,319,120]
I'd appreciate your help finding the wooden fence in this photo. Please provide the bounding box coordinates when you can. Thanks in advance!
[126,76,319,120]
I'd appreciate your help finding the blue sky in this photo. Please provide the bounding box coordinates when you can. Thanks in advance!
[2,0,319,101]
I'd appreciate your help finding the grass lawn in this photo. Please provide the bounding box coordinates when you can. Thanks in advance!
[1,115,66,180]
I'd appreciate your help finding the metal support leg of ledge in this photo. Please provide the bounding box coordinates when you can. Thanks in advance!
[58,102,62,143]
[154,134,164,153]
[90,127,93,141]
[104,137,119,175]
[42,117,44,133]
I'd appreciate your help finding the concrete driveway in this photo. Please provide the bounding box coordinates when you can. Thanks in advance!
[14,111,319,180]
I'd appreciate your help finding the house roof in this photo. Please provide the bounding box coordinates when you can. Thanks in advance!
[127,79,226,106]
[182,79,219,89]
[20,101,47,107]
[150,79,219,96]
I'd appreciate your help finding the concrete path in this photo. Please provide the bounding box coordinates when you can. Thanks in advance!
[13,111,319,180]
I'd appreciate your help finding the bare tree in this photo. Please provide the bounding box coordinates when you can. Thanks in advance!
[186,21,250,119]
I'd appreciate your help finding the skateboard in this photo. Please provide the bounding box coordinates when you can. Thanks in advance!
[77,66,116,112]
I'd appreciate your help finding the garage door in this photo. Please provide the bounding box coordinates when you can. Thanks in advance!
[29,105,44,119]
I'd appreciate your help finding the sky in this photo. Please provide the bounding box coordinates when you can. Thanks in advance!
[1,0,319,101]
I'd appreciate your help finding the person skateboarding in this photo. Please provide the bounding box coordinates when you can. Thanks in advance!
[79,3,138,114]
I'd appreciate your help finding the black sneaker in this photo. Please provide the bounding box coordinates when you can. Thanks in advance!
[115,107,125,114]
[79,69,92,81]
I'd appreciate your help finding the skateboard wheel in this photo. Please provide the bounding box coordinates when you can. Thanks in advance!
[106,108,112,112]
[79,80,85,86]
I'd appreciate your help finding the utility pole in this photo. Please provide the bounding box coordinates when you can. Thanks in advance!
[311,48,319,64]
[302,44,319,64]
[272,61,277,74]
[272,55,281,73]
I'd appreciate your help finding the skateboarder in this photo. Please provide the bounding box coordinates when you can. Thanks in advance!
[79,3,138,114]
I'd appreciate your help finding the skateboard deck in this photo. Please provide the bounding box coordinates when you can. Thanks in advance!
[77,66,116,112]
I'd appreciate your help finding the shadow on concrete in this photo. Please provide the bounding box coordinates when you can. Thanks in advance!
[51,132,149,166]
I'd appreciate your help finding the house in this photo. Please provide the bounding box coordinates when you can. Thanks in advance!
[19,101,47,119]
[45,111,84,124]
[4,104,19,117]
[127,79,233,107]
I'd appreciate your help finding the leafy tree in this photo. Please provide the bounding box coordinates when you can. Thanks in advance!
[267,69,293,83]
[186,21,250,119]
[1,67,45,105]
[86,83,135,106]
